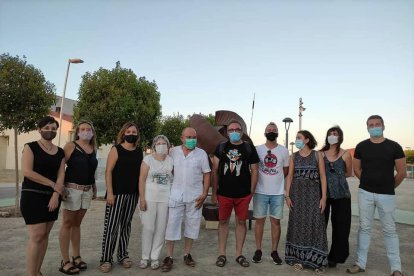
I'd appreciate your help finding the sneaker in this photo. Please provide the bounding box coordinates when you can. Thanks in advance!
[271,251,283,265]
[184,253,195,267]
[139,259,149,269]
[151,260,160,270]
[161,256,173,272]
[252,249,262,263]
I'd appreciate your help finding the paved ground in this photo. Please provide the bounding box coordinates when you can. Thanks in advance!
[0,177,413,275]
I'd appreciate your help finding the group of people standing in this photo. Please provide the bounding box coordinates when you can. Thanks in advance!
[19,114,406,276]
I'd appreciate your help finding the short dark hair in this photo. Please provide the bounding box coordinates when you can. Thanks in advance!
[366,115,384,126]
[297,130,317,149]
[37,116,59,129]
[227,120,242,130]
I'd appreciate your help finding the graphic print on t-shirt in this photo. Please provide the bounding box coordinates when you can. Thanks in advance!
[260,150,278,175]
[152,172,171,185]
[224,148,243,176]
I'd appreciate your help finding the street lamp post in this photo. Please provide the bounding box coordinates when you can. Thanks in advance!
[282,117,293,148]
[298,97,306,130]
[58,58,84,146]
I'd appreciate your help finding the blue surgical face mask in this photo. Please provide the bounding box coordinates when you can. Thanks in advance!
[368,127,383,138]
[229,132,241,143]
[295,139,305,149]
[185,138,197,150]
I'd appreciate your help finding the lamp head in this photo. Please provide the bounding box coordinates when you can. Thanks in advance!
[69,58,84,64]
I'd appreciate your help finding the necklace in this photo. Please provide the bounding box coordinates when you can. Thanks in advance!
[39,140,53,151]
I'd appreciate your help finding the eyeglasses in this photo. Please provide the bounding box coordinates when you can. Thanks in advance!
[228,128,242,133]
[267,150,271,155]
[329,162,336,173]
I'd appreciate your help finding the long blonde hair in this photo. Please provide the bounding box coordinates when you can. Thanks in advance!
[73,119,97,149]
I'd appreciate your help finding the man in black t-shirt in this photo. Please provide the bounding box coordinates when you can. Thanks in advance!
[347,115,406,276]
[212,120,260,268]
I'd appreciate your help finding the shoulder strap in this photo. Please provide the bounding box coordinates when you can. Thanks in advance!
[314,150,319,162]
[73,141,87,155]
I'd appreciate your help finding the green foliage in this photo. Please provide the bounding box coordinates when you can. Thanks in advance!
[204,113,215,126]
[0,53,56,133]
[405,150,414,164]
[158,113,188,146]
[73,62,161,148]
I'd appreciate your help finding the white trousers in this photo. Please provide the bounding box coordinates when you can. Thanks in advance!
[165,199,202,241]
[140,201,169,261]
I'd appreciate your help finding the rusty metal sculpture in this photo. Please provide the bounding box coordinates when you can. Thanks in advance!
[189,110,253,155]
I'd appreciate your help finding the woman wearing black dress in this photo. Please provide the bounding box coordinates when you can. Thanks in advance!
[20,116,66,276]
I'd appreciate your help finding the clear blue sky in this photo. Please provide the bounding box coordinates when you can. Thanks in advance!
[1,0,413,150]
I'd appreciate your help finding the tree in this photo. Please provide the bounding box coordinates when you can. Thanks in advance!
[0,53,56,212]
[158,113,188,146]
[73,62,161,148]
[405,149,414,164]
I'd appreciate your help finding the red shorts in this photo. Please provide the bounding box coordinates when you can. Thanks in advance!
[217,194,252,220]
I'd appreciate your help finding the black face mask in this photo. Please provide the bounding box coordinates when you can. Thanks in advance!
[41,131,57,141]
[265,132,278,141]
[124,134,138,144]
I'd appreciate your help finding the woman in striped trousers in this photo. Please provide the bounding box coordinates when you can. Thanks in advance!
[99,122,143,273]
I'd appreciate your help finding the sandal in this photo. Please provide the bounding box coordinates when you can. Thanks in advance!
[120,257,132,268]
[294,263,304,271]
[99,262,112,273]
[216,255,227,267]
[315,267,326,275]
[346,264,365,274]
[235,255,250,267]
[59,260,79,275]
[72,256,87,271]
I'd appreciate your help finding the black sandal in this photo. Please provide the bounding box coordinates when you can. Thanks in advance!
[216,255,227,267]
[236,255,250,267]
[72,256,87,271]
[59,260,79,275]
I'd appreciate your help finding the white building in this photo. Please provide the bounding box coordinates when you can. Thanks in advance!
[1,96,130,174]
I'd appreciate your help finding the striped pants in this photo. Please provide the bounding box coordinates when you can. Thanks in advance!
[100,193,138,264]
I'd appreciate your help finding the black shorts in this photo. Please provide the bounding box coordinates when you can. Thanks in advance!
[20,191,61,225]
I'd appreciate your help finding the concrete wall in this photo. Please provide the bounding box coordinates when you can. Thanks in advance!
[0,116,73,170]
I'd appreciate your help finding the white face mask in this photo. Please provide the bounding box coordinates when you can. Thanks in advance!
[155,144,168,155]
[327,135,339,145]
[78,131,93,141]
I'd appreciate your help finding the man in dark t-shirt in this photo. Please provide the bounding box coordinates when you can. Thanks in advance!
[347,115,406,276]
[212,120,260,268]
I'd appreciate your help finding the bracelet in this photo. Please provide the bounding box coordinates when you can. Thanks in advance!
[284,195,290,199]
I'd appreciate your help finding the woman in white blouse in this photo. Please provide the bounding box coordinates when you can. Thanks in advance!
[138,135,173,270]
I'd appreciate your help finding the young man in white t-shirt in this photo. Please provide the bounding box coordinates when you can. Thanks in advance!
[252,122,289,265]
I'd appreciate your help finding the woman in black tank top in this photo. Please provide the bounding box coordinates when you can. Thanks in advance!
[58,120,98,274]
[100,122,143,273]
[20,116,66,276]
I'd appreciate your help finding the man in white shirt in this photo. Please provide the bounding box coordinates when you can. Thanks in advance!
[252,122,289,265]
[161,127,211,272]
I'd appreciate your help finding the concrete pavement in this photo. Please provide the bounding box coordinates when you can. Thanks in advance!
[0,177,413,275]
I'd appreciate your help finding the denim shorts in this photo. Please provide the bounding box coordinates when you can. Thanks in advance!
[253,193,284,219]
